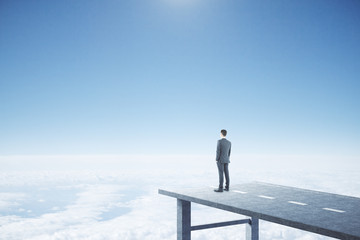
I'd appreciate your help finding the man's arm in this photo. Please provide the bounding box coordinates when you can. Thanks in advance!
[228,143,231,157]
[216,140,220,161]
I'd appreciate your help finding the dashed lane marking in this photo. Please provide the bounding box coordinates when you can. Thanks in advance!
[258,195,275,200]
[232,190,247,194]
[288,201,307,206]
[323,208,345,213]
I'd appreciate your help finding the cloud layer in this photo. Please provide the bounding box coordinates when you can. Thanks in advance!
[0,155,359,239]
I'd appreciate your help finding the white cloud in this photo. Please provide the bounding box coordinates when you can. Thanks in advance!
[0,192,26,211]
[0,155,359,239]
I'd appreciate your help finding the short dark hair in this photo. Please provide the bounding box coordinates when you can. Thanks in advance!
[221,129,227,136]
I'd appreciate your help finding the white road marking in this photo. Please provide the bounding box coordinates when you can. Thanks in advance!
[210,186,347,214]
[323,208,345,213]
[233,190,247,194]
[288,201,307,206]
[258,195,275,200]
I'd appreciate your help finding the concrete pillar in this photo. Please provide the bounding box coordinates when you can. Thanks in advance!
[177,199,191,240]
[246,217,259,240]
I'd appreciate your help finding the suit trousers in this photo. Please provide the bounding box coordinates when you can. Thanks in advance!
[217,162,229,189]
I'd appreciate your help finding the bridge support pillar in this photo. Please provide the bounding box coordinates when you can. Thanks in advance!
[246,217,259,240]
[177,199,191,240]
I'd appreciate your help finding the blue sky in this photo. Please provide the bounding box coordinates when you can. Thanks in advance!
[0,0,359,157]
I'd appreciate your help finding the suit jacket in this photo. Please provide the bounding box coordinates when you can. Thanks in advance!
[216,138,231,163]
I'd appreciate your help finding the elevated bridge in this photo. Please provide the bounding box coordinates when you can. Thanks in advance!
[159,182,360,240]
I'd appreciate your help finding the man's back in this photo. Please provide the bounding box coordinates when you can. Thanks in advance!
[216,138,231,163]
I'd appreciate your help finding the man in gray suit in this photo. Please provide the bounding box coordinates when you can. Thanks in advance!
[214,129,231,192]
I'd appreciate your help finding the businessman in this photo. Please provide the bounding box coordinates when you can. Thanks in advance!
[214,129,231,192]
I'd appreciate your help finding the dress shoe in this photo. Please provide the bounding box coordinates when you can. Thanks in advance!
[224,188,229,191]
[214,188,223,192]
